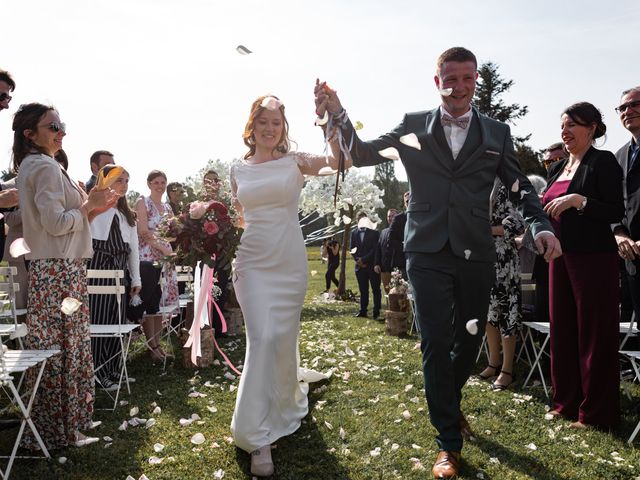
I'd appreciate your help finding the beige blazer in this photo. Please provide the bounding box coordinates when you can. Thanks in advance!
[16,153,93,260]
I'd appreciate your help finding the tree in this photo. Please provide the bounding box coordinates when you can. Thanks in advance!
[373,161,403,225]
[474,62,528,127]
[300,170,384,295]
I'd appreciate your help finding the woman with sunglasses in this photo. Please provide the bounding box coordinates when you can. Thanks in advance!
[542,102,624,429]
[12,102,116,450]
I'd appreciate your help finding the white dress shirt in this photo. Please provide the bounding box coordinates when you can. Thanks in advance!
[439,106,473,160]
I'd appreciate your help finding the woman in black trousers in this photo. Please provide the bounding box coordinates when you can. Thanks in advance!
[542,102,624,429]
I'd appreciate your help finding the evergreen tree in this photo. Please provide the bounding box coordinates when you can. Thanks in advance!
[373,161,403,226]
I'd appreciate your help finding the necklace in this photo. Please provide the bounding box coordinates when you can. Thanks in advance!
[564,162,579,174]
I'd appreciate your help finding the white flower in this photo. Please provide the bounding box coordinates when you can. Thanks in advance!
[61,297,82,316]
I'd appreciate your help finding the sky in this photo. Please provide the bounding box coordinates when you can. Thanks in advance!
[1,0,638,195]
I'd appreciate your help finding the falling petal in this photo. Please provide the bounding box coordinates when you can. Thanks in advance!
[342,215,352,224]
[9,238,31,258]
[191,433,206,445]
[439,88,453,97]
[157,390,163,396]
[58,457,67,464]
[260,96,282,111]
[154,443,165,452]
[511,179,519,192]
[466,319,479,335]
[61,297,82,316]
[464,249,471,260]
[310,270,318,277]
[399,133,422,150]
[236,45,252,55]
[378,147,400,161]
[130,407,139,417]
[315,111,329,126]
[354,121,364,130]
[350,247,358,254]
[520,190,530,200]
[318,166,338,176]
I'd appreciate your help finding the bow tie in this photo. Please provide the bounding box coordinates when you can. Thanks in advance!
[441,114,470,129]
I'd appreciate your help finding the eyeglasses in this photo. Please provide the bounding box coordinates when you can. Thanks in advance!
[39,122,66,133]
[615,100,640,115]
[541,157,566,167]
[0,93,11,102]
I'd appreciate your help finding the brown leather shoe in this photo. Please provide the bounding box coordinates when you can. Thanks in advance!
[459,413,473,440]
[432,450,461,479]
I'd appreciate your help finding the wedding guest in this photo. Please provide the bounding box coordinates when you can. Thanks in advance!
[0,69,19,259]
[166,181,184,215]
[543,102,623,429]
[0,69,15,113]
[324,236,340,292]
[230,94,348,477]
[374,208,398,292]
[134,170,178,362]
[13,102,114,450]
[89,166,141,390]
[387,192,410,279]
[479,179,526,390]
[350,212,382,319]
[541,142,568,171]
[85,150,114,192]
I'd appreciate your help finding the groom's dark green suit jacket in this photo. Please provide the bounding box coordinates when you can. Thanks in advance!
[343,107,553,262]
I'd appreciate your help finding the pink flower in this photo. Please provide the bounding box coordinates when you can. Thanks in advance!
[203,221,219,235]
[189,201,208,219]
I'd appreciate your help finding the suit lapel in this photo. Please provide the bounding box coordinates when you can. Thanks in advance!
[455,109,488,171]
[423,109,454,170]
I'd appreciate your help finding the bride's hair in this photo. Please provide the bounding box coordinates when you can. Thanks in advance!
[243,95,291,159]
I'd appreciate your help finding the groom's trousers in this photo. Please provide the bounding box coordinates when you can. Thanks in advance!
[407,244,494,452]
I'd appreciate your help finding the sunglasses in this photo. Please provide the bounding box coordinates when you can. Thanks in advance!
[39,122,66,133]
[615,100,640,115]
[542,157,566,167]
[0,92,11,102]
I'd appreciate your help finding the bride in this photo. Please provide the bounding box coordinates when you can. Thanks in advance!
[230,94,348,477]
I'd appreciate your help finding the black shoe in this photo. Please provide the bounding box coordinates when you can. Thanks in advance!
[354,312,368,318]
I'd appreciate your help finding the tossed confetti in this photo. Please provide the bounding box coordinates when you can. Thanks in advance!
[439,88,453,97]
[236,45,252,55]
[378,147,400,161]
[399,133,421,150]
[9,238,30,258]
[61,297,82,316]
[466,319,479,335]
[464,249,471,260]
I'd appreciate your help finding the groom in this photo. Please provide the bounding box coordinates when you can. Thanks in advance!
[315,47,561,478]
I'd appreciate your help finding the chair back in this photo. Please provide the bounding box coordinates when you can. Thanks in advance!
[87,269,125,326]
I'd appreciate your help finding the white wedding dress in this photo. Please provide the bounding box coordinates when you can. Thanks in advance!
[230,153,330,453]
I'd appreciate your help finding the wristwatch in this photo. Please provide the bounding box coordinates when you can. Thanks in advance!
[577,196,587,214]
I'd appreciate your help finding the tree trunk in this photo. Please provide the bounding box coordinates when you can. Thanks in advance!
[337,205,354,295]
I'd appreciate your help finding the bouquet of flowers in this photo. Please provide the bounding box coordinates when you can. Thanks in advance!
[158,196,242,272]
[388,268,409,294]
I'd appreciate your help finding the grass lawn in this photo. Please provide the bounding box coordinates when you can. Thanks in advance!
[2,247,640,479]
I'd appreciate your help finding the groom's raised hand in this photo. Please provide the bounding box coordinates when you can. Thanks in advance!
[314,79,342,115]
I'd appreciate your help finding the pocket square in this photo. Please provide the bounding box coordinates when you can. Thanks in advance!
[486,149,501,156]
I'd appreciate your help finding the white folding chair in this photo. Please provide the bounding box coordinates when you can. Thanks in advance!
[0,267,27,350]
[0,348,61,480]
[620,312,639,350]
[87,269,137,411]
[619,350,640,444]
[521,321,551,398]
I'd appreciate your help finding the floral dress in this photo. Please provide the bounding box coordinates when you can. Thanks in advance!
[138,196,178,309]
[487,181,527,337]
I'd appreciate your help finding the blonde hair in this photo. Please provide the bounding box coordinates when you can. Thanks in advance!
[242,95,291,159]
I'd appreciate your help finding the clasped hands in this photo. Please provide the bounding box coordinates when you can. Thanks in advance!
[314,79,342,119]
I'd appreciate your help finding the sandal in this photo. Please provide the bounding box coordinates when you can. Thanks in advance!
[491,370,514,391]
[479,363,502,380]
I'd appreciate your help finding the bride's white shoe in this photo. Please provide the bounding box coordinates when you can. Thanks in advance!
[250,445,274,477]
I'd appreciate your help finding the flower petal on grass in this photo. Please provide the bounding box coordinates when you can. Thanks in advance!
[148,456,163,465]
[310,270,318,277]
[58,456,67,464]
[207,405,218,413]
[370,447,381,457]
[399,133,421,150]
[152,406,161,415]
[179,418,193,427]
[118,421,128,431]
[9,238,31,258]
[324,421,333,430]
[191,433,206,445]
[213,469,225,479]
[526,442,537,451]
[153,443,165,452]
[129,407,139,417]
